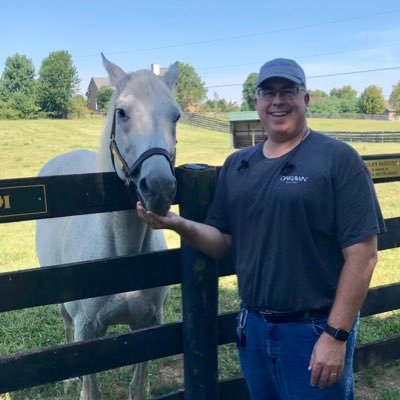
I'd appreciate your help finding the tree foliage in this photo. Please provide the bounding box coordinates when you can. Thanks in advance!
[389,81,400,115]
[36,50,80,118]
[308,96,342,114]
[330,85,357,99]
[0,53,36,99]
[308,89,328,97]
[358,85,385,114]
[241,72,257,111]
[202,98,240,112]
[69,95,87,118]
[174,62,206,111]
[97,86,114,112]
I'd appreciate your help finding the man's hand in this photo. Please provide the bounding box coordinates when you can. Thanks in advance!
[309,333,346,388]
[136,201,181,230]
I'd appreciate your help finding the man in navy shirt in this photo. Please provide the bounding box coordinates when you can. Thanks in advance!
[137,58,385,399]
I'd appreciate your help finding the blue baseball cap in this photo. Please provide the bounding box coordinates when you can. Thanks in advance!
[256,58,306,88]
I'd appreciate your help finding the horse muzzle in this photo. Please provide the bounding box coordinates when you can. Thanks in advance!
[125,152,176,216]
[135,172,177,216]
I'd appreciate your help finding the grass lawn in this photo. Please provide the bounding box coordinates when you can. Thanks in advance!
[0,118,399,399]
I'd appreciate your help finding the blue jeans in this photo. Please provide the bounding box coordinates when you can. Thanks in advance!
[237,308,358,400]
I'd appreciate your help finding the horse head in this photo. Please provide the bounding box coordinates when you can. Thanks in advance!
[101,54,180,215]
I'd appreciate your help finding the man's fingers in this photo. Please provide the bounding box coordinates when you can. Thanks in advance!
[317,368,331,388]
[310,363,322,387]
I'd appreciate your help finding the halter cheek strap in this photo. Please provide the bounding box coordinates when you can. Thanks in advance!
[109,110,175,183]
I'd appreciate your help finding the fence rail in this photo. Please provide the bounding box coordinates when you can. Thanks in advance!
[180,113,229,132]
[232,130,400,148]
[0,162,399,399]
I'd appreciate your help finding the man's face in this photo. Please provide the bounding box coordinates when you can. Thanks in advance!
[254,77,309,140]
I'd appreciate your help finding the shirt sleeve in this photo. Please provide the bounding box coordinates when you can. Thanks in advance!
[333,151,386,248]
[204,159,232,234]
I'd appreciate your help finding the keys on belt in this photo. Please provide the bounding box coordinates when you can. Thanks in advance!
[236,308,248,348]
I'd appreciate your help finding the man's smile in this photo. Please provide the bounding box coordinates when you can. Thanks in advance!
[269,111,291,117]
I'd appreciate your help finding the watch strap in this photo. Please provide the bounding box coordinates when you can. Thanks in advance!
[324,324,350,342]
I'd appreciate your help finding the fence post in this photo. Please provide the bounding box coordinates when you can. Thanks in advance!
[176,164,219,400]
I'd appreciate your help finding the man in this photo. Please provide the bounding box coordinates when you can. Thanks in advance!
[137,58,386,399]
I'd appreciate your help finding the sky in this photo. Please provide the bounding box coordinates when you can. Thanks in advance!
[1,0,400,104]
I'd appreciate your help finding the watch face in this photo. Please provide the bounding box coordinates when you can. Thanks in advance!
[336,329,349,341]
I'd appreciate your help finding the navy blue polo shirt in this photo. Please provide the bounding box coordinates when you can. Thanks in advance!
[205,131,386,311]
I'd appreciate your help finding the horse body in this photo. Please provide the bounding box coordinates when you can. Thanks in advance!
[36,55,180,400]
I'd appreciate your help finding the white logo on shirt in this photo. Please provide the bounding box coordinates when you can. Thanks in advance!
[280,175,309,183]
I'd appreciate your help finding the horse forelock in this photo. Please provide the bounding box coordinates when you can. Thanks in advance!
[120,70,177,104]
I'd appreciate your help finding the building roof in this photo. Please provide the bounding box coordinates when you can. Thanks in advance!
[92,77,111,89]
[229,111,259,121]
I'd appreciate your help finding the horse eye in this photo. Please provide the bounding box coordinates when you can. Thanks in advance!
[175,114,181,123]
[117,109,128,119]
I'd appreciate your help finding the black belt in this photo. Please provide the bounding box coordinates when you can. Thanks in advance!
[247,305,331,323]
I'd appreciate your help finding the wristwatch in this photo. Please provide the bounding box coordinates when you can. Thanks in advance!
[324,324,350,342]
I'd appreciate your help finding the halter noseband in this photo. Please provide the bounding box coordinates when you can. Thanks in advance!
[109,110,175,184]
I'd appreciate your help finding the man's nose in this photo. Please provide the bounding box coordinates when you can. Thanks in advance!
[272,91,285,104]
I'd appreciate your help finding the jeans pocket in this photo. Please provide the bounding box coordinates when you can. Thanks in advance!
[311,319,328,336]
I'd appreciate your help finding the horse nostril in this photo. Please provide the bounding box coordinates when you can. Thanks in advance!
[139,177,150,196]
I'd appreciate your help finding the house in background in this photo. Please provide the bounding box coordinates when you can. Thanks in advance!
[86,77,110,111]
[86,64,167,111]
[383,102,399,121]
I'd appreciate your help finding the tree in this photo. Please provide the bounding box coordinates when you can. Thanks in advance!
[97,86,114,112]
[308,89,328,97]
[9,92,40,119]
[202,98,240,112]
[389,81,400,116]
[307,96,342,114]
[69,95,87,118]
[330,85,357,99]
[174,62,206,111]
[0,53,36,99]
[36,50,80,118]
[358,85,385,114]
[241,72,257,111]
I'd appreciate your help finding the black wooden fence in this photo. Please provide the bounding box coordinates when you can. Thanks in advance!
[0,157,399,399]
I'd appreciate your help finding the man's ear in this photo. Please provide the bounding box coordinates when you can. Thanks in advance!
[304,92,310,106]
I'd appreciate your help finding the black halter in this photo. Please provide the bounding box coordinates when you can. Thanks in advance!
[109,110,175,184]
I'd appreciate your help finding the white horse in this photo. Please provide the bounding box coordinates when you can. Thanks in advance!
[36,54,180,400]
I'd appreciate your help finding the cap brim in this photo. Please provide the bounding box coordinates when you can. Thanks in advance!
[257,73,304,87]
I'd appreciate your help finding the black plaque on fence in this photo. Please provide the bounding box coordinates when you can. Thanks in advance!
[0,173,136,223]
[0,184,47,219]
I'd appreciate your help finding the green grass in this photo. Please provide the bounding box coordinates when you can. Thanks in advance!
[0,118,399,399]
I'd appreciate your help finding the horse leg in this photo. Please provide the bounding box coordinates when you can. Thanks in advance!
[74,318,106,400]
[129,362,149,400]
[59,304,81,394]
[59,303,74,343]
[128,306,165,400]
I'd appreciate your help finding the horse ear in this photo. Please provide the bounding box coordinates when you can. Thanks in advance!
[162,62,179,90]
[101,53,126,85]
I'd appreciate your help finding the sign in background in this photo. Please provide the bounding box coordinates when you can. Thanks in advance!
[364,157,400,180]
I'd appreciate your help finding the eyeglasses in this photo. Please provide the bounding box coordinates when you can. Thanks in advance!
[256,86,304,100]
